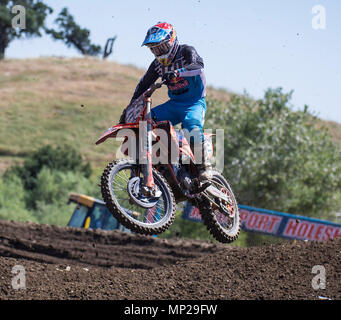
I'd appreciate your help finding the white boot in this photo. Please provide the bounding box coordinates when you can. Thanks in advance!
[192,141,213,183]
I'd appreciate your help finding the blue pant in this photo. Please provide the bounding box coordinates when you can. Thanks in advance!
[151,98,206,144]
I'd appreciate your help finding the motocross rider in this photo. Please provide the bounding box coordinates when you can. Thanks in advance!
[120,22,212,183]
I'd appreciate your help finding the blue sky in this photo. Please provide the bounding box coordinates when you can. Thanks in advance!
[6,0,341,123]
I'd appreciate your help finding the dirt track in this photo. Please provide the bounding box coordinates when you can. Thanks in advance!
[0,220,340,300]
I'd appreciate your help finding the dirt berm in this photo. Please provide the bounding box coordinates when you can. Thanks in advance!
[0,220,340,300]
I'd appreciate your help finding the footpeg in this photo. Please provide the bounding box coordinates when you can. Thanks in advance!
[190,179,211,194]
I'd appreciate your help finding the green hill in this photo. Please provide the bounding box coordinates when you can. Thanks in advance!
[0,57,340,173]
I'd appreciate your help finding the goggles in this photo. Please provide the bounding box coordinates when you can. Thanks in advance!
[148,41,172,57]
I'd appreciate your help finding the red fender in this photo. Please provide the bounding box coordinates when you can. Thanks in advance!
[95,123,139,145]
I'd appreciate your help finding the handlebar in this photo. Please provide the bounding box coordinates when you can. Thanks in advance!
[144,80,165,98]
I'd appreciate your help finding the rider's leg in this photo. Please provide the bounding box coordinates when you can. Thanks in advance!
[180,99,212,182]
[151,100,183,164]
[152,98,212,182]
[151,100,182,125]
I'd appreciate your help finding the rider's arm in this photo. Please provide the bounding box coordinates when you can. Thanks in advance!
[119,60,159,124]
[130,59,160,101]
[176,45,204,77]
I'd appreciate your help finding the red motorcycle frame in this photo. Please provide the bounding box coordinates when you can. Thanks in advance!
[96,82,213,199]
[96,82,240,243]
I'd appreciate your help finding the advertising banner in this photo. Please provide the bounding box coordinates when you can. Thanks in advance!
[182,202,341,241]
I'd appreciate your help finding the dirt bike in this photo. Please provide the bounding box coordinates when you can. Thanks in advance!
[96,82,240,243]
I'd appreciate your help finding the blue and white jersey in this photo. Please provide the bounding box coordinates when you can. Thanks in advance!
[131,45,206,104]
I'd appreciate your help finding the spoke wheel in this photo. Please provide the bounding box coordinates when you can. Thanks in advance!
[199,171,241,243]
[101,159,176,235]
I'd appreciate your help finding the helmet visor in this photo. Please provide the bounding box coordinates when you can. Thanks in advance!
[148,41,172,57]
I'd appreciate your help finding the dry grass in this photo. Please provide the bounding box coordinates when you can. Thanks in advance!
[316,120,341,147]
[0,57,159,171]
[0,57,339,173]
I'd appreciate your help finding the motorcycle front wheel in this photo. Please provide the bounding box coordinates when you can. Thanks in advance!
[101,158,176,235]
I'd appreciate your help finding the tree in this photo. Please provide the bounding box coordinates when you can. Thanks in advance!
[6,144,92,208]
[205,88,341,220]
[204,88,341,246]
[45,8,102,56]
[1,145,98,225]
[0,2,103,60]
[0,0,52,60]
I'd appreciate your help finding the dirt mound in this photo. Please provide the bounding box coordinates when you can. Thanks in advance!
[0,220,340,300]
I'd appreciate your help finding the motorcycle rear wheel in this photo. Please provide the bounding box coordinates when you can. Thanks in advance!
[199,170,241,243]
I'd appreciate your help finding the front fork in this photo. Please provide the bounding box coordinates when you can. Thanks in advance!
[140,97,155,194]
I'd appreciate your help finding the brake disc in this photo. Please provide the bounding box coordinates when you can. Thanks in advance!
[127,177,160,209]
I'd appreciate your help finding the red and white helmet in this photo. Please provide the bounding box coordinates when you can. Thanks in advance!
[142,22,179,66]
